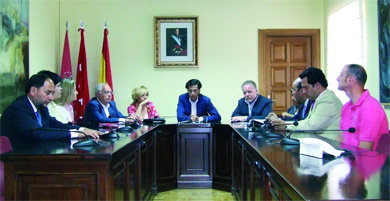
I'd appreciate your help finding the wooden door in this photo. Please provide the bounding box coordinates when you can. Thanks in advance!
[258,29,320,115]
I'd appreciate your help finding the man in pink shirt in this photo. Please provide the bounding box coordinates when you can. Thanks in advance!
[338,64,389,150]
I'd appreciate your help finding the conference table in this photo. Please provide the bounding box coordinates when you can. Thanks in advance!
[1,122,389,200]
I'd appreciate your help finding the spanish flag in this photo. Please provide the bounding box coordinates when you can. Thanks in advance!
[99,26,114,99]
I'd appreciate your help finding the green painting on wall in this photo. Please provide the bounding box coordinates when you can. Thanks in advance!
[378,0,390,103]
[0,0,29,113]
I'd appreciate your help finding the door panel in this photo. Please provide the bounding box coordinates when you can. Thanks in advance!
[271,66,287,87]
[259,30,320,115]
[271,43,287,62]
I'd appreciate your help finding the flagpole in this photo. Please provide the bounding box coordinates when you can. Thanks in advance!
[75,19,90,122]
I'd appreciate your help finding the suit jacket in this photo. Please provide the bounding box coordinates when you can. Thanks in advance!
[1,95,78,150]
[287,89,343,140]
[83,97,126,129]
[177,93,221,123]
[231,95,272,120]
[285,99,313,121]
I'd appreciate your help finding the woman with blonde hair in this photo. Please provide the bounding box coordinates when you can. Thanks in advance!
[52,79,78,124]
[128,86,159,122]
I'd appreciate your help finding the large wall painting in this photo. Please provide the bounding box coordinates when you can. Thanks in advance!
[378,0,390,103]
[0,0,29,113]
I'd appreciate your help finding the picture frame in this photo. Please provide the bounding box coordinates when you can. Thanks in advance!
[154,16,198,67]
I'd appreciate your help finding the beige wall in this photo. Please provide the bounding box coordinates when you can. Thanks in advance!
[29,0,59,75]
[324,0,390,123]
[29,0,388,124]
[30,0,324,123]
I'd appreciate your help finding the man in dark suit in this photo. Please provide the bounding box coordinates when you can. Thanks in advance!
[83,83,135,129]
[1,74,101,150]
[177,79,221,123]
[231,80,272,122]
[283,78,313,121]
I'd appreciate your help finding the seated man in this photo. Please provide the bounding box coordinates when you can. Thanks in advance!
[283,78,313,121]
[1,73,101,150]
[269,67,343,140]
[177,79,221,123]
[83,83,135,129]
[231,80,272,122]
[338,64,388,150]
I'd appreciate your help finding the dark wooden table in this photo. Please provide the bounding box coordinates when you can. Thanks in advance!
[1,123,389,200]
[230,123,389,200]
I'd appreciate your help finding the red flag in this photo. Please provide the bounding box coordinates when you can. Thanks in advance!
[99,27,114,99]
[60,30,73,79]
[75,27,90,121]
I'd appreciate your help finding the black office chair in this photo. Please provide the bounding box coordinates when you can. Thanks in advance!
[375,133,390,155]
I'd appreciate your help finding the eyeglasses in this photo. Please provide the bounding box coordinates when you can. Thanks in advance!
[100,90,113,95]
[291,88,297,94]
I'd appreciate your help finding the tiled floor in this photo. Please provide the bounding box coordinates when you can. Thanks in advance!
[154,189,234,201]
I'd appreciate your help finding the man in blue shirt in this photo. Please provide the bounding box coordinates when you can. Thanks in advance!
[177,79,221,123]
[231,80,272,122]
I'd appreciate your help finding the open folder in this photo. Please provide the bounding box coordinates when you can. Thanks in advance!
[298,154,345,177]
[299,138,345,158]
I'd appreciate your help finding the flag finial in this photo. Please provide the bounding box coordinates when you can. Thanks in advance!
[66,20,69,31]
[80,20,84,29]
[104,20,107,29]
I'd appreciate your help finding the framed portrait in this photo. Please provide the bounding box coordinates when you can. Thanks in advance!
[154,16,198,67]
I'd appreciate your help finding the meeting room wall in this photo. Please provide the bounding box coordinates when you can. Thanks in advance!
[29,0,388,124]
[29,0,325,123]
[324,0,390,124]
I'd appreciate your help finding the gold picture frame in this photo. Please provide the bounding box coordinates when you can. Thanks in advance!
[154,16,198,68]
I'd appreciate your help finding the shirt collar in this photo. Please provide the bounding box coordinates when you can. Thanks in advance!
[244,95,258,105]
[97,98,110,109]
[189,97,198,104]
[316,89,327,100]
[352,89,370,107]
[27,96,38,113]
[304,98,310,106]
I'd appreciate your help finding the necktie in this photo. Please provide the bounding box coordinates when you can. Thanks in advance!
[35,111,42,126]
[310,101,316,111]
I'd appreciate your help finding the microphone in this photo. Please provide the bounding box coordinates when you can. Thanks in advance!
[30,127,101,147]
[281,127,356,145]
[286,127,355,134]
[143,116,166,125]
[263,119,298,130]
[261,121,299,139]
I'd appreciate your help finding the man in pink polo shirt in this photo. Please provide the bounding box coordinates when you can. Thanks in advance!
[338,64,389,151]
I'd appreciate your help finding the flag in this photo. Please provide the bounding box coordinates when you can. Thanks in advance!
[74,26,90,122]
[99,27,114,99]
[60,29,72,79]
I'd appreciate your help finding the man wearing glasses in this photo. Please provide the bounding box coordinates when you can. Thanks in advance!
[285,78,313,121]
[268,67,343,140]
[83,83,135,129]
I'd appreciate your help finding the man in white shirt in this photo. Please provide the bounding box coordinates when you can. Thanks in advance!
[83,83,135,129]
[176,79,221,123]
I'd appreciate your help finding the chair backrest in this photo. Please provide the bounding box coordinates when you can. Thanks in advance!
[375,133,390,155]
[0,136,12,200]
[0,136,12,154]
